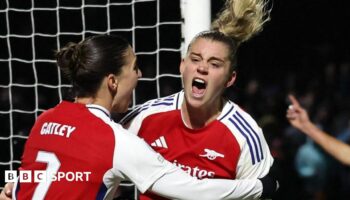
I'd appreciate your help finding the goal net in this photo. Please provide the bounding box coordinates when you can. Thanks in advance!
[0,0,210,198]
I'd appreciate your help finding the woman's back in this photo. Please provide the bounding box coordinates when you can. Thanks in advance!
[16,101,116,199]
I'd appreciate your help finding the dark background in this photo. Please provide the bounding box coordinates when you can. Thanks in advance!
[1,0,349,199]
[222,1,350,199]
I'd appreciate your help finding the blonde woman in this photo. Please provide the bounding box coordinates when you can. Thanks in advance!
[122,0,277,199]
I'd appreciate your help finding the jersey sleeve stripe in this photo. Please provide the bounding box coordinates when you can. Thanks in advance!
[120,95,176,125]
[149,96,175,107]
[175,92,181,109]
[233,114,261,164]
[153,98,174,103]
[163,97,175,101]
[140,106,150,112]
[119,105,144,125]
[151,102,173,107]
[228,117,256,165]
[120,102,152,125]
[218,105,234,121]
[95,183,108,200]
[236,112,264,160]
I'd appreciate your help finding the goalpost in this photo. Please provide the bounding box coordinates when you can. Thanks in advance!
[181,0,210,57]
[0,0,210,197]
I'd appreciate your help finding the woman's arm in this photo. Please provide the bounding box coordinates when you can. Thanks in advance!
[286,95,350,166]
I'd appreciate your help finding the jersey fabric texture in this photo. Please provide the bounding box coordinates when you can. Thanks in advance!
[123,91,274,200]
[14,101,172,200]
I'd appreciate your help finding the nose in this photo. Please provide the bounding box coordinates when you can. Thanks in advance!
[138,69,142,78]
[197,63,208,74]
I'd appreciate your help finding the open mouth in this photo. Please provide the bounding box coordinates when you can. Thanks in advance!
[192,78,207,98]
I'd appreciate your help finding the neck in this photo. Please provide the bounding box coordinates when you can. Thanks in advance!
[75,96,112,112]
[181,98,223,129]
[74,77,115,113]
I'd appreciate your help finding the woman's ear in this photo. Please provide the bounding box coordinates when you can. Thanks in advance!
[107,74,118,91]
[226,72,236,88]
[179,58,185,74]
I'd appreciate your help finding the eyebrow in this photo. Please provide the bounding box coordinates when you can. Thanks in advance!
[190,52,225,63]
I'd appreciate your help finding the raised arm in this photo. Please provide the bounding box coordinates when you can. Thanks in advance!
[286,94,350,166]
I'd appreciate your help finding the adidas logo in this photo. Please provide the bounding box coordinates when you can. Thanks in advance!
[151,136,168,148]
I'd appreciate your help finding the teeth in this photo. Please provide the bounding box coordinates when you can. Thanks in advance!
[194,78,205,84]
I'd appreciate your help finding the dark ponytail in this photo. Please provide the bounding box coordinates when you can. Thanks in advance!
[56,35,130,97]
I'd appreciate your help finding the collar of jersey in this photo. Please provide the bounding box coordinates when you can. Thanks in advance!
[177,91,234,121]
[86,104,111,118]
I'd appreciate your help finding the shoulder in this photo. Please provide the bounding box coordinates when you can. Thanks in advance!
[219,100,261,135]
[219,100,273,168]
[120,91,183,125]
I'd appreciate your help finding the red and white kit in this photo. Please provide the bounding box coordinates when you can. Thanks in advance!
[123,91,274,200]
[14,101,265,200]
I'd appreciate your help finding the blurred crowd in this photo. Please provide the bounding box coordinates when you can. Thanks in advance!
[228,59,350,200]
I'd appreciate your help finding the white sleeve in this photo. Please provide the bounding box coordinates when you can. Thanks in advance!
[112,126,263,199]
[236,127,274,179]
[150,167,263,200]
[113,127,174,193]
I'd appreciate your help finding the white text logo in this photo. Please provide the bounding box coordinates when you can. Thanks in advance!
[173,160,215,178]
[5,170,91,183]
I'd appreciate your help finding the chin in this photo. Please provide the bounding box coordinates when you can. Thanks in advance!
[185,95,205,109]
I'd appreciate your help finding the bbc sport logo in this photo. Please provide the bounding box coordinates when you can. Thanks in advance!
[5,170,92,183]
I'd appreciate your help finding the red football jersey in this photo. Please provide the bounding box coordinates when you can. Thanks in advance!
[16,101,115,199]
[14,101,176,200]
[123,91,274,200]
